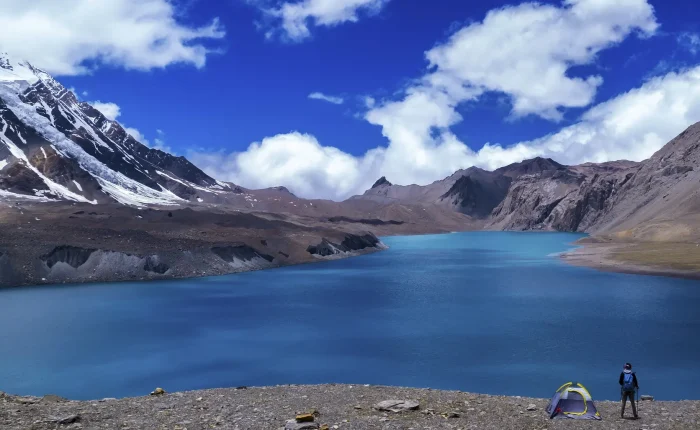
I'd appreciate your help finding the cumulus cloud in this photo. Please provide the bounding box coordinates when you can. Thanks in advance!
[308,92,344,104]
[258,0,389,41]
[0,0,225,75]
[421,0,658,121]
[124,127,150,147]
[91,101,122,121]
[190,66,700,201]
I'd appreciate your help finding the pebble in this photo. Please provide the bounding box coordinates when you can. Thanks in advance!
[526,404,537,411]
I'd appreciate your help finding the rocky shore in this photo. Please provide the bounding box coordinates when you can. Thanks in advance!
[2,385,698,430]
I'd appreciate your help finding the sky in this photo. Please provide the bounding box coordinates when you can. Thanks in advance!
[2,0,700,200]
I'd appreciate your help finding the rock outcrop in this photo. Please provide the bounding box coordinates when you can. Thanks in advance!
[307,233,383,257]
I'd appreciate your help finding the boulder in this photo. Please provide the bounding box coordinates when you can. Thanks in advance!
[527,404,537,411]
[641,395,655,401]
[374,400,420,413]
[150,387,166,396]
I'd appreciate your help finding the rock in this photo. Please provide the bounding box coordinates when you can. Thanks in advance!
[284,420,319,430]
[54,414,81,425]
[99,398,117,402]
[526,403,537,411]
[42,394,68,403]
[641,395,655,401]
[16,397,38,404]
[353,405,362,410]
[443,412,460,418]
[296,413,315,422]
[150,387,166,396]
[374,400,420,413]
[196,397,203,402]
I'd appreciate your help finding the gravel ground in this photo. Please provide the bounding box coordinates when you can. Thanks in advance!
[2,385,698,430]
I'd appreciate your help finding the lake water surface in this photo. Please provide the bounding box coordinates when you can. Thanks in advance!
[1,232,699,401]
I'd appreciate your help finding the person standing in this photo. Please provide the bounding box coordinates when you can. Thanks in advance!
[619,362,639,419]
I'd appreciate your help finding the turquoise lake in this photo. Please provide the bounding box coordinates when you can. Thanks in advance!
[1,232,699,401]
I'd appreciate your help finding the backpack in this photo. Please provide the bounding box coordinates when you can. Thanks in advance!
[622,372,635,392]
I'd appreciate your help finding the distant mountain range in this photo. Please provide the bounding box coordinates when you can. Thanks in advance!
[3,53,700,286]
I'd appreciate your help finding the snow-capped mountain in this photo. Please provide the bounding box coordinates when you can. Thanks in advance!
[0,53,231,206]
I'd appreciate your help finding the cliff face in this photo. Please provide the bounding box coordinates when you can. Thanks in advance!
[487,161,639,232]
[589,122,700,240]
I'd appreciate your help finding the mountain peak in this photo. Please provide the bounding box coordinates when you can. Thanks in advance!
[495,156,565,178]
[371,176,392,188]
[0,58,226,206]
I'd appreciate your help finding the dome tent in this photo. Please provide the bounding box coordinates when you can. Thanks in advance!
[545,382,602,420]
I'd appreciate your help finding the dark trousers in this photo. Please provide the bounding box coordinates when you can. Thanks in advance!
[621,391,637,417]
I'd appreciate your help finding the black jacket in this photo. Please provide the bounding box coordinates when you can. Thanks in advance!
[619,372,639,390]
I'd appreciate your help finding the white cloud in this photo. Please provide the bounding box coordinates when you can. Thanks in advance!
[152,129,173,153]
[308,92,344,104]
[189,132,385,199]
[124,127,150,146]
[262,0,389,41]
[91,101,122,121]
[189,66,700,201]
[82,90,89,97]
[422,0,658,121]
[0,0,225,76]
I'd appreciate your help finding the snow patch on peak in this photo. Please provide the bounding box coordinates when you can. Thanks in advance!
[0,53,40,88]
[0,83,182,207]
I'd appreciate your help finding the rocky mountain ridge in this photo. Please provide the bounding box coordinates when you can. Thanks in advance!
[0,53,233,206]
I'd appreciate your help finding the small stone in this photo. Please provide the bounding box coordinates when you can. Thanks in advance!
[99,398,117,402]
[55,414,81,425]
[374,400,420,413]
[320,426,329,430]
[150,388,166,396]
[16,397,38,404]
[196,397,203,402]
[296,413,315,422]
[42,394,68,403]
[353,405,362,410]
[443,412,460,418]
[284,420,319,430]
[641,395,655,401]
[527,404,537,411]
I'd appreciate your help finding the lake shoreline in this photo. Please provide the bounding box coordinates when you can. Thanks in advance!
[560,239,700,280]
[2,384,698,430]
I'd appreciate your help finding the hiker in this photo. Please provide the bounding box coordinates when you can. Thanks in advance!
[619,362,639,419]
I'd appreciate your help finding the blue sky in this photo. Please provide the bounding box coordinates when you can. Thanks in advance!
[3,0,700,199]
